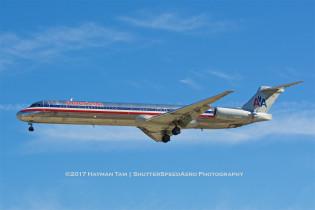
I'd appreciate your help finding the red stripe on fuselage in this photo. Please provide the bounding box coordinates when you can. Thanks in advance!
[21,107,214,118]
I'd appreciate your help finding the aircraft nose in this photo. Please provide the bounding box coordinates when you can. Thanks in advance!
[16,109,36,122]
[16,111,23,120]
[16,110,30,121]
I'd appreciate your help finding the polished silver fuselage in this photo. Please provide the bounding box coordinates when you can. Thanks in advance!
[16,81,300,142]
[17,100,271,129]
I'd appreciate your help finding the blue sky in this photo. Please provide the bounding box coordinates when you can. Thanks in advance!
[0,0,315,209]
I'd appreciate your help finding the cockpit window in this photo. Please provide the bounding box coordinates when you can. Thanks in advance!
[29,101,43,107]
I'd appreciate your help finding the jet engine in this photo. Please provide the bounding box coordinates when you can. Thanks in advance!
[214,107,252,121]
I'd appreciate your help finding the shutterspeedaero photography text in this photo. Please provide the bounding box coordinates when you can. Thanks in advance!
[65,171,244,178]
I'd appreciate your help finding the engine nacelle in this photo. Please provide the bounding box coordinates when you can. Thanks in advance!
[215,107,251,121]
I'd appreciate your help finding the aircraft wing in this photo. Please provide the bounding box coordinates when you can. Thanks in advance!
[145,90,233,127]
[138,90,233,142]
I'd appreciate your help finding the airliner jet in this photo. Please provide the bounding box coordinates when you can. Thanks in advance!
[17,81,302,143]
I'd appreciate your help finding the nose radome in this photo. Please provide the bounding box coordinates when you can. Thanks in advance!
[16,111,22,120]
[16,110,34,122]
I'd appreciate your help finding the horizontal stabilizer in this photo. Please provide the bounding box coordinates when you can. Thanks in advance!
[268,81,303,91]
[242,81,303,113]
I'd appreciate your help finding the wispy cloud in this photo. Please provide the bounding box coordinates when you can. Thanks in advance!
[179,78,202,90]
[0,103,26,111]
[0,22,132,71]
[179,68,243,90]
[181,108,315,144]
[6,192,84,210]
[119,13,236,33]
[207,70,242,81]
[21,126,151,154]
[35,126,144,142]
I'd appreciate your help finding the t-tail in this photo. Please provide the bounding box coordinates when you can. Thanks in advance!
[242,81,303,113]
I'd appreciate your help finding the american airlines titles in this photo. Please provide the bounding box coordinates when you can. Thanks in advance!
[65,101,103,107]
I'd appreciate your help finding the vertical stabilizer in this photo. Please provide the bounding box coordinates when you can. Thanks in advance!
[242,81,302,113]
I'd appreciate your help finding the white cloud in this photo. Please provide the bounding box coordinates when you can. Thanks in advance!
[179,78,202,89]
[21,125,151,154]
[207,70,242,81]
[180,109,315,144]
[178,69,243,91]
[0,103,26,111]
[34,126,144,142]
[119,13,236,32]
[5,192,84,210]
[0,23,132,71]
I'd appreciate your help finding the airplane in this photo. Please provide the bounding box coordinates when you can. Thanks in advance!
[16,81,302,143]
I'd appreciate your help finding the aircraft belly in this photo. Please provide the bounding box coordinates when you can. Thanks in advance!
[31,112,137,126]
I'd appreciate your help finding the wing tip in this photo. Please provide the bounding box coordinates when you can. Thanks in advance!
[211,90,234,101]
[223,90,235,95]
[291,80,304,86]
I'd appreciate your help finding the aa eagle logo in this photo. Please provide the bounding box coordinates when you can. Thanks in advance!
[253,95,267,107]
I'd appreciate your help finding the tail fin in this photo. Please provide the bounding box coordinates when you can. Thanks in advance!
[242,81,303,113]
